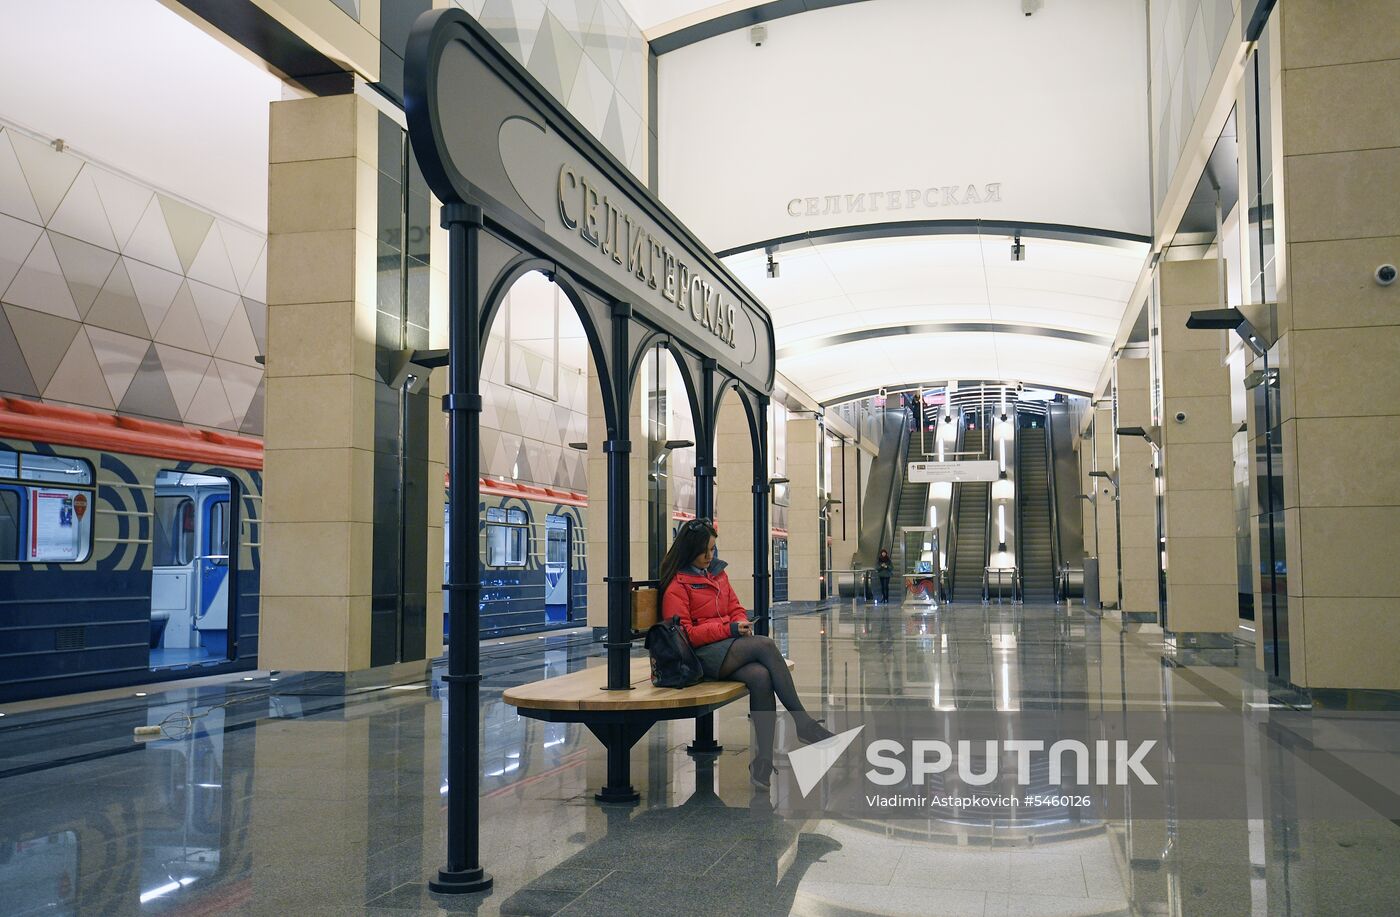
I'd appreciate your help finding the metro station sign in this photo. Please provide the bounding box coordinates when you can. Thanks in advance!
[404,9,773,391]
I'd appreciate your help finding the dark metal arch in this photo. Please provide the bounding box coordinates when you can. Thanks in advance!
[478,256,620,435]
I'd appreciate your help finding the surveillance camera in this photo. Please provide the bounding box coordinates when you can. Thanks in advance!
[1174,411,1188,424]
[1015,382,1025,393]
[1376,264,1397,286]
[749,25,767,46]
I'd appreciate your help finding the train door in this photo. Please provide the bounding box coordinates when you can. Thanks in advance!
[544,514,570,624]
[150,472,232,670]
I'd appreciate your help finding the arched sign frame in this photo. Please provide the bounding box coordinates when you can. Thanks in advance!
[404,8,777,894]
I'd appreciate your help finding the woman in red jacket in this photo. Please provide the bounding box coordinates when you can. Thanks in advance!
[659,518,835,788]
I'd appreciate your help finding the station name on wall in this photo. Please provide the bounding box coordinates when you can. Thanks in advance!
[558,163,736,349]
[787,183,1003,218]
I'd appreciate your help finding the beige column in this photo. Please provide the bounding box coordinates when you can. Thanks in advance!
[1077,413,1097,561]
[1272,0,1400,689]
[260,94,379,671]
[1159,259,1238,633]
[786,416,822,601]
[1116,356,1157,619]
[585,354,646,628]
[1091,402,1120,607]
[829,436,861,576]
[715,394,754,606]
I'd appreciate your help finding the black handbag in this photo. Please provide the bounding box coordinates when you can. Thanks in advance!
[645,616,704,688]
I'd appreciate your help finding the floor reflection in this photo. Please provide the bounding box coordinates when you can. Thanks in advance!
[0,603,1397,916]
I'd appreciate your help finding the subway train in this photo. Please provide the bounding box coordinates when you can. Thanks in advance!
[459,480,590,637]
[0,397,264,704]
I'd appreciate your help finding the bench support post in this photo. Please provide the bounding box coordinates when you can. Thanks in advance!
[687,711,723,755]
[587,722,648,803]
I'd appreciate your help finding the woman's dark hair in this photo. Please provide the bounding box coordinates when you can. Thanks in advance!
[879,548,890,561]
[659,518,717,594]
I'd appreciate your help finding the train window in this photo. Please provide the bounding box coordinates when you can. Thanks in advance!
[486,521,528,567]
[154,496,196,566]
[16,453,92,485]
[209,501,229,561]
[0,490,18,560]
[0,449,16,479]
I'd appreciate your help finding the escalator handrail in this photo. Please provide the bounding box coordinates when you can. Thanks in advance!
[1043,413,1063,602]
[946,418,965,597]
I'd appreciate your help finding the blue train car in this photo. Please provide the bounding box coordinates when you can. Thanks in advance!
[0,398,262,703]
[447,480,589,638]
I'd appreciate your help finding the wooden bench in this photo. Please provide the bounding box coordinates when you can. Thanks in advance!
[504,655,794,803]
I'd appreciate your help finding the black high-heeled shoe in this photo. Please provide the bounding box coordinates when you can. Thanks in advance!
[750,758,776,790]
[795,716,837,744]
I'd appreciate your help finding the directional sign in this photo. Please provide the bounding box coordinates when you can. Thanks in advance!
[907,460,1001,483]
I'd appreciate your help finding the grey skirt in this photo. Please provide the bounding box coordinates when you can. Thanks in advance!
[693,637,737,680]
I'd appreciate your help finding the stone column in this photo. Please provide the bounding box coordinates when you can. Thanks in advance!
[786,416,822,602]
[828,435,861,579]
[261,94,379,672]
[1159,259,1238,634]
[585,353,645,629]
[1115,355,1157,621]
[1271,0,1400,691]
[1092,402,1120,608]
[715,394,754,606]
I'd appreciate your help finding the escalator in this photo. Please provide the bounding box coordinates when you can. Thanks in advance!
[895,467,929,534]
[1017,425,1056,602]
[949,428,988,602]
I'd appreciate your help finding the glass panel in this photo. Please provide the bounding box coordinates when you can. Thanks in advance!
[154,496,193,566]
[507,508,527,524]
[210,501,229,557]
[18,453,91,485]
[0,449,17,479]
[487,524,528,567]
[23,487,91,562]
[486,507,506,522]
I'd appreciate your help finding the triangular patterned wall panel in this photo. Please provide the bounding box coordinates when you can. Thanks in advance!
[0,306,39,397]
[0,130,43,224]
[47,167,117,250]
[85,260,150,338]
[118,344,182,422]
[49,231,118,318]
[44,329,115,410]
[86,325,150,405]
[0,211,42,295]
[5,304,79,391]
[4,233,79,319]
[7,130,81,223]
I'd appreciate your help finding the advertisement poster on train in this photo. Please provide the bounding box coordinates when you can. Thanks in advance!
[29,489,82,562]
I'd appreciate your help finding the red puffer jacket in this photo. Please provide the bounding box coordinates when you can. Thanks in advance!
[662,559,748,648]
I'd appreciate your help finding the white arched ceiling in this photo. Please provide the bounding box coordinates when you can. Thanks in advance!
[724,234,1149,402]
[652,0,1152,402]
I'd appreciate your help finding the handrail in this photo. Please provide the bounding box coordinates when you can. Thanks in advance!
[1043,411,1063,602]
[980,407,995,602]
[946,417,965,596]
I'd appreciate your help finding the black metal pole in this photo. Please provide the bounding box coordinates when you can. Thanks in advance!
[431,204,492,894]
[695,358,717,521]
[753,393,771,636]
[604,302,634,695]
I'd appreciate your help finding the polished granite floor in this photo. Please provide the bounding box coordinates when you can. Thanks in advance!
[2,601,1399,916]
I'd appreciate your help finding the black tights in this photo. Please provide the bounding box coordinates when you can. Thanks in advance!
[718,636,814,761]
